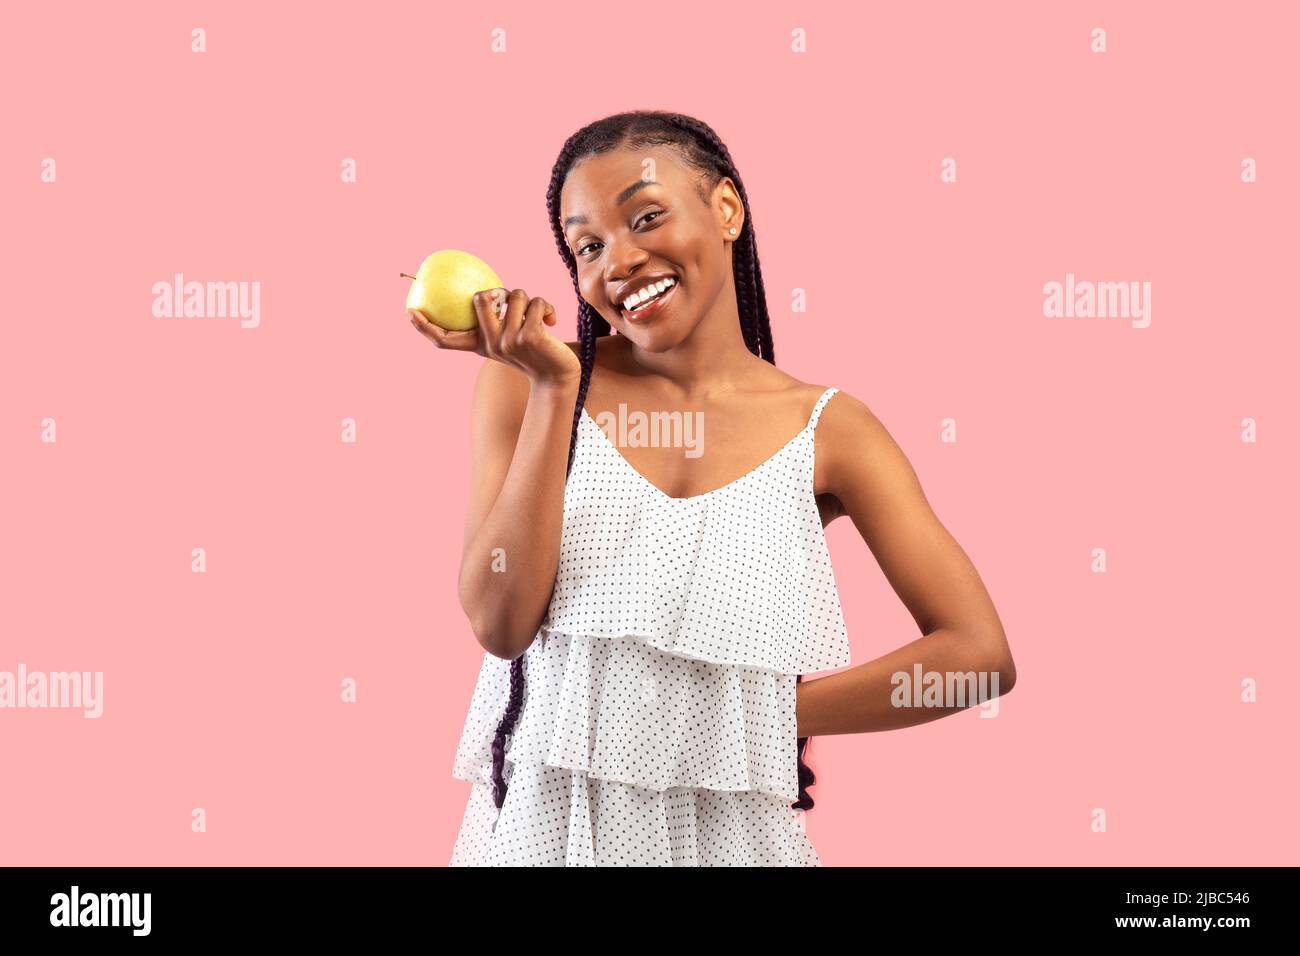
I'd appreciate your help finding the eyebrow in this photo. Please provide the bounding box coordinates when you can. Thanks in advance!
[563,180,661,232]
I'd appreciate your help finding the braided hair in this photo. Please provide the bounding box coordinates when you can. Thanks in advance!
[489,110,818,814]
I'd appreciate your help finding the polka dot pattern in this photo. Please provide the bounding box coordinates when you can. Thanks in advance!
[450,387,848,866]
[474,631,801,798]
[450,763,821,867]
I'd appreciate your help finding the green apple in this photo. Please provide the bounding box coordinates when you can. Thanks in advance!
[401,249,504,331]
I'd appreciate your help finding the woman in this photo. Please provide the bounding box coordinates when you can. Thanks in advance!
[410,110,1016,866]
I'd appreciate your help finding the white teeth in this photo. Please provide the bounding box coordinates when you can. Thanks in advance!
[622,276,675,313]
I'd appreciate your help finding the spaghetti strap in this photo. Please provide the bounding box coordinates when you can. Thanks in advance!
[807,386,840,431]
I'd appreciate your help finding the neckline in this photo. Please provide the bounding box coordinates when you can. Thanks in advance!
[579,408,813,504]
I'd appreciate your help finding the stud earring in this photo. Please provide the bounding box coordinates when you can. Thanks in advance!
[728,227,737,235]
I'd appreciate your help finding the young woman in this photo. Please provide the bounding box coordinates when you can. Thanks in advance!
[410,110,1016,866]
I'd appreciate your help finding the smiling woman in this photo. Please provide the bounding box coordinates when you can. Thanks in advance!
[439,109,1016,867]
[445,110,840,867]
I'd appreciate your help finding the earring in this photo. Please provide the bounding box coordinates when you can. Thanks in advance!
[728,227,737,235]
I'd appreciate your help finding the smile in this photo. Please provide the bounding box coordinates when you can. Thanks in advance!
[620,277,678,323]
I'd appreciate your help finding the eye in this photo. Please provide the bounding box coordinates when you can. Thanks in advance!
[575,210,665,260]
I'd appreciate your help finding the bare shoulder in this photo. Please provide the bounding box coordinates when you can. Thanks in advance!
[740,368,829,411]
[813,387,922,503]
[817,386,885,444]
[772,376,846,422]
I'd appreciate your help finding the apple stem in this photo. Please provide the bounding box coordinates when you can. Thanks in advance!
[399,273,418,280]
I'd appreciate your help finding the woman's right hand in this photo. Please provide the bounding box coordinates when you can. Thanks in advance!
[408,288,581,388]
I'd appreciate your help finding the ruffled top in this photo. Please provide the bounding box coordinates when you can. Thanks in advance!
[449,386,849,866]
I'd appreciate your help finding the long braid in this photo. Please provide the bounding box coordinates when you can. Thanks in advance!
[489,110,817,814]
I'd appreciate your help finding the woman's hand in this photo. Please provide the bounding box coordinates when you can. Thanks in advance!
[409,287,581,388]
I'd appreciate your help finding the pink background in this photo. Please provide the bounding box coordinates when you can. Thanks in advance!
[3,1,1296,866]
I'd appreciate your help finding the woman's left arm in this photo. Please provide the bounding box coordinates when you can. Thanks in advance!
[797,390,1017,737]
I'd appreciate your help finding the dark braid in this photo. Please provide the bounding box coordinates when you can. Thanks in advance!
[489,110,818,815]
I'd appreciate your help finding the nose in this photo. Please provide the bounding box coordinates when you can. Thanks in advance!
[604,233,650,293]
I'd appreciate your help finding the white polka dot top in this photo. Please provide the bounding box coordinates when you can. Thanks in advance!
[449,385,850,866]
